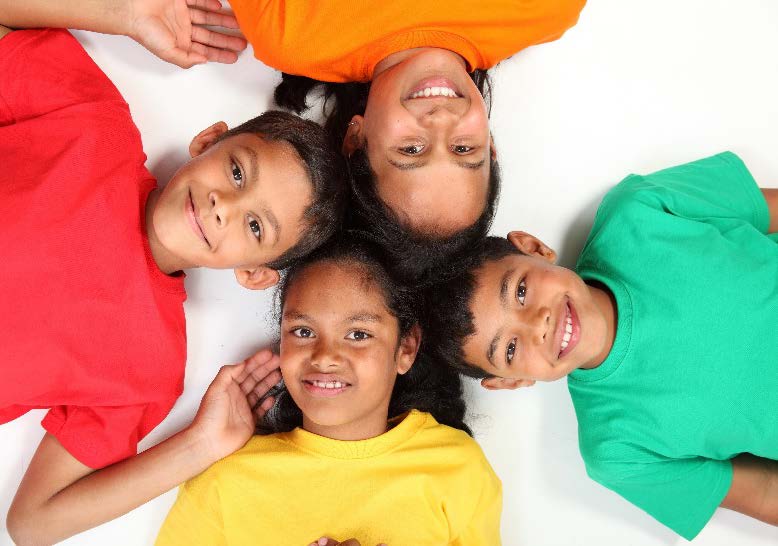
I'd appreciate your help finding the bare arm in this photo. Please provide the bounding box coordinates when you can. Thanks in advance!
[7,351,281,545]
[720,453,778,526]
[0,0,246,67]
[760,188,778,233]
[0,24,11,38]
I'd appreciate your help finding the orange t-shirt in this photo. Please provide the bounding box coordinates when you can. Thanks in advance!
[230,0,586,82]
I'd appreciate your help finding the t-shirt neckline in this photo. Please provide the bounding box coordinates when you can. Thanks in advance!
[569,270,633,383]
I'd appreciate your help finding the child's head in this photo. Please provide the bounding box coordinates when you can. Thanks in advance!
[274,53,500,281]
[426,232,613,391]
[149,111,346,288]
[269,235,470,439]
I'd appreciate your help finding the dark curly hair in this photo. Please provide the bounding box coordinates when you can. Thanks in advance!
[274,72,500,284]
[264,233,471,436]
[423,236,521,379]
[215,110,348,270]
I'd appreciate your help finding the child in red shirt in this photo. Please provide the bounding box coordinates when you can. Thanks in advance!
[0,2,345,543]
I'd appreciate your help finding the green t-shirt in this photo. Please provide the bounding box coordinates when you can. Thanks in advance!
[569,152,778,540]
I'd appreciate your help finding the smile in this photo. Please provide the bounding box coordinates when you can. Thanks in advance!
[406,77,462,100]
[558,300,580,359]
[185,190,210,247]
[302,377,352,398]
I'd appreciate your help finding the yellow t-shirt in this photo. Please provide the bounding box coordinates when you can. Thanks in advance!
[156,410,502,545]
[230,0,587,82]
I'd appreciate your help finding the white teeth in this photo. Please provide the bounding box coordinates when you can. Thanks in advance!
[409,87,459,99]
[311,380,345,389]
[560,307,573,354]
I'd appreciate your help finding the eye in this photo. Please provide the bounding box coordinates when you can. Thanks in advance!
[231,160,243,187]
[506,338,517,364]
[451,144,474,154]
[346,330,372,341]
[247,215,262,241]
[399,144,425,155]
[291,327,314,338]
[516,278,527,305]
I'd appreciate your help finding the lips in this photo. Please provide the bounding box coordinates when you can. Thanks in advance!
[185,190,210,247]
[405,77,462,100]
[557,299,580,359]
[302,374,353,398]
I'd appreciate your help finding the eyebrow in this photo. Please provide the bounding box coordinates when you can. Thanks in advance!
[282,311,313,322]
[238,145,280,246]
[347,312,382,323]
[386,157,486,171]
[485,268,515,368]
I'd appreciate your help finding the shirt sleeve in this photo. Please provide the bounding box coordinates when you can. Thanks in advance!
[155,472,228,546]
[587,454,733,540]
[606,152,769,234]
[450,448,503,546]
[41,399,177,469]
[0,28,125,126]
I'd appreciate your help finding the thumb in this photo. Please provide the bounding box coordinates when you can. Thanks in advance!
[162,46,207,68]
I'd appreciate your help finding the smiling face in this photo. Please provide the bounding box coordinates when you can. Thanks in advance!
[279,260,418,440]
[345,49,494,235]
[462,232,615,390]
[147,123,312,282]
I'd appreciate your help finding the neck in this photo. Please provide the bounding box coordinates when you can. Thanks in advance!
[145,189,188,275]
[582,283,618,370]
[302,410,390,442]
[372,47,467,78]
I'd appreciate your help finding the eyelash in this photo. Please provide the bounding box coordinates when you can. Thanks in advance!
[452,145,474,154]
[231,160,243,187]
[291,327,314,338]
[507,338,517,364]
[400,144,424,155]
[346,330,372,341]
[517,278,527,305]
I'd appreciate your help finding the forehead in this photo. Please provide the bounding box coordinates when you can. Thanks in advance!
[283,261,390,317]
[372,163,488,235]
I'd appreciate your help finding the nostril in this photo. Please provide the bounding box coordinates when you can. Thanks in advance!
[210,195,216,206]
[216,214,222,226]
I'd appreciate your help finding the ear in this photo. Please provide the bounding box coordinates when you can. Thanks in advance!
[341,115,366,157]
[507,231,557,263]
[395,324,422,375]
[480,376,536,391]
[489,134,497,161]
[189,121,229,158]
[234,266,280,291]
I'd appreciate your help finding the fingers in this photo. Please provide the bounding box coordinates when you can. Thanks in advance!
[251,394,275,422]
[309,539,338,546]
[160,46,208,69]
[186,0,223,11]
[191,25,247,53]
[189,7,241,29]
[244,348,276,368]
[242,367,283,399]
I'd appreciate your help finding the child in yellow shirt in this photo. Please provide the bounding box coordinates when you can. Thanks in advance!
[156,236,502,545]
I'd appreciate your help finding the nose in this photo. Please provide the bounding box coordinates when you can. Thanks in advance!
[417,103,460,128]
[515,306,551,346]
[208,190,237,228]
[309,337,342,371]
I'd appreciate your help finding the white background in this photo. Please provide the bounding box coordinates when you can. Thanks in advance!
[2,1,778,544]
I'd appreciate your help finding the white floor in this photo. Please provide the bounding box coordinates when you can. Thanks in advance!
[2,1,778,544]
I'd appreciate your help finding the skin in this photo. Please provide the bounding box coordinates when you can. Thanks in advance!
[147,121,313,288]
[343,48,495,236]
[8,350,282,545]
[462,231,616,391]
[280,260,420,441]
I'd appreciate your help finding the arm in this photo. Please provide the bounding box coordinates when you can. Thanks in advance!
[7,350,281,546]
[0,0,246,67]
[760,188,778,233]
[720,453,778,526]
[0,24,11,38]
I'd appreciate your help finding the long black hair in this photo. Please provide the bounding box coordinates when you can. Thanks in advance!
[274,72,500,284]
[264,234,471,435]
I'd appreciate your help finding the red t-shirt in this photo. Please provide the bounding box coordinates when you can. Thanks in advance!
[0,29,187,469]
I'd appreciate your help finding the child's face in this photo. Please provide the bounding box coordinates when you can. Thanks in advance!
[462,232,613,390]
[149,123,311,285]
[344,49,494,236]
[280,260,418,440]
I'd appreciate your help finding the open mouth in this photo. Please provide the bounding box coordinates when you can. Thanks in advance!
[558,300,580,359]
[303,378,352,397]
[186,190,210,247]
[405,77,462,100]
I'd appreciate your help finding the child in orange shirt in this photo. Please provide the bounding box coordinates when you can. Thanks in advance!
[230,0,587,279]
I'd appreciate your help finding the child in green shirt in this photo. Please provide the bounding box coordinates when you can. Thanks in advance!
[427,152,778,539]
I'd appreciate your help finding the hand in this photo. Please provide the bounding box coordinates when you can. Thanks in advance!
[126,0,247,68]
[309,538,388,546]
[190,349,282,462]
